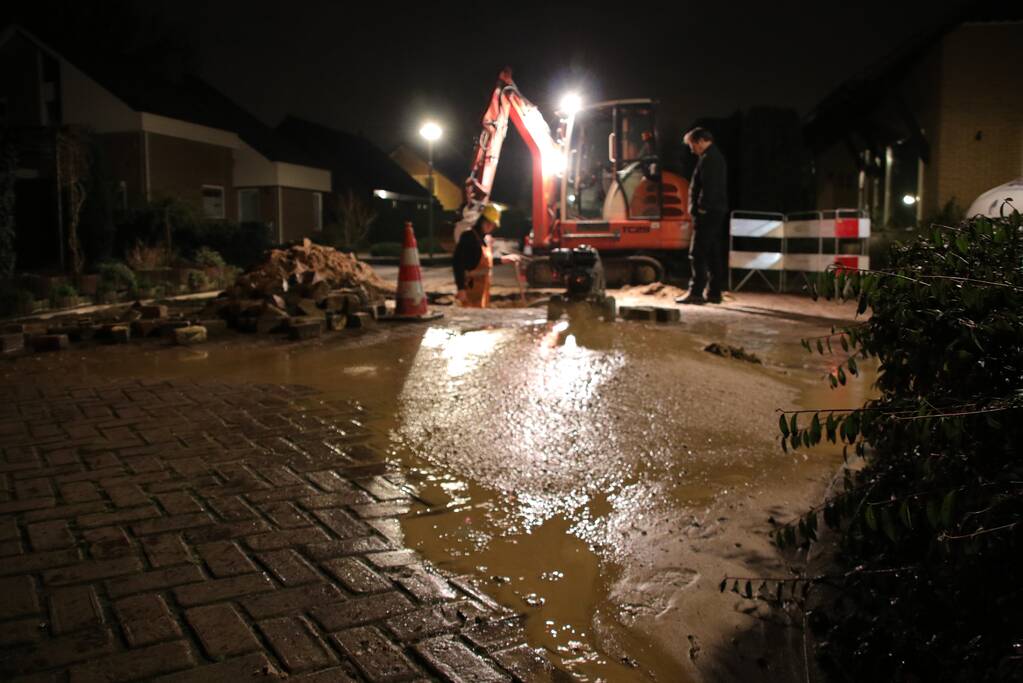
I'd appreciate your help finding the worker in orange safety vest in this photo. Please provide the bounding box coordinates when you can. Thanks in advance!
[453,204,521,307]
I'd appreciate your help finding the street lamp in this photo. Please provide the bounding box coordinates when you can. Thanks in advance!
[419,121,442,262]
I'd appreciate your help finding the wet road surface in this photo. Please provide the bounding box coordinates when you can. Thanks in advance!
[11,297,872,680]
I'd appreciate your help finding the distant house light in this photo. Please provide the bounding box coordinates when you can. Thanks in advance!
[902,194,917,206]
[372,188,430,203]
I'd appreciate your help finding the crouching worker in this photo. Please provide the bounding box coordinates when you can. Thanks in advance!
[453,203,520,307]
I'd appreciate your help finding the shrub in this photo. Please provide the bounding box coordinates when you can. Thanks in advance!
[187,270,210,292]
[126,241,170,270]
[0,284,34,317]
[97,261,137,292]
[763,209,1023,680]
[49,283,77,307]
[193,247,225,269]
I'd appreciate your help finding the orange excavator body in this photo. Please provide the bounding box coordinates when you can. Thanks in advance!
[458,70,692,284]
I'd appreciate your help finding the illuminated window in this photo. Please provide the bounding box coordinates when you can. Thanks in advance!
[201,185,225,219]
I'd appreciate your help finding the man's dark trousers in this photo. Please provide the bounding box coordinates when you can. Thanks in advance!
[688,209,729,298]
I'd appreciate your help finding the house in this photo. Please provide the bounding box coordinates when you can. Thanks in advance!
[0,24,331,268]
[805,12,1023,227]
[389,143,463,212]
[275,117,433,244]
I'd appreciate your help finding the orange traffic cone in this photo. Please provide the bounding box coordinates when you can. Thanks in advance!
[390,222,442,321]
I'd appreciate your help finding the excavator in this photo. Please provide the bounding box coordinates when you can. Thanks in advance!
[453,68,693,287]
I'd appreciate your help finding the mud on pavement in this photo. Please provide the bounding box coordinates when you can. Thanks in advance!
[0,291,871,681]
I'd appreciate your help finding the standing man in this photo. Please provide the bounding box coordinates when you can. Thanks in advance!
[677,127,729,305]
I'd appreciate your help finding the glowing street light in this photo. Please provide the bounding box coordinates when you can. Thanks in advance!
[419,121,442,142]
[559,92,583,117]
[902,194,917,206]
[419,122,443,261]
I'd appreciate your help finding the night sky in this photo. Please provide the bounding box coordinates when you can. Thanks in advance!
[9,1,970,200]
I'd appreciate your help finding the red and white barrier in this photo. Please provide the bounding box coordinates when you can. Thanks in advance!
[729,209,871,291]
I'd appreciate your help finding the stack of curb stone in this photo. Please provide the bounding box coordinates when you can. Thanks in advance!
[199,239,389,335]
[1,301,226,354]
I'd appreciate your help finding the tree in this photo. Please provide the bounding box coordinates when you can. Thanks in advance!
[336,189,376,249]
[56,127,90,281]
[0,135,17,279]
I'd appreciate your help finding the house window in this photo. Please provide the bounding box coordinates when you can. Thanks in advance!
[312,192,323,231]
[238,188,260,223]
[201,185,225,219]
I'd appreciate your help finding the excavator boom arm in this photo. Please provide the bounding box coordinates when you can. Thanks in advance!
[456,69,559,245]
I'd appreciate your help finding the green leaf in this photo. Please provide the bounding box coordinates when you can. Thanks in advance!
[790,414,798,435]
[926,499,941,528]
[719,578,727,593]
[837,366,847,385]
[840,335,849,352]
[955,233,969,254]
[881,508,898,542]
[779,414,789,437]
[848,356,858,375]
[899,501,913,530]
[865,505,878,531]
[744,580,753,599]
[816,339,824,354]
[810,413,822,443]
[940,490,957,528]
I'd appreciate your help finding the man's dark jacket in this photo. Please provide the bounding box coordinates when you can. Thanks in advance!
[689,144,728,216]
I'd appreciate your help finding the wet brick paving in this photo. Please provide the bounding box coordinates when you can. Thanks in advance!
[0,377,555,682]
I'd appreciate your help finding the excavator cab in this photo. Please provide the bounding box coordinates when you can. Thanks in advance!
[564,101,666,222]
[556,100,691,284]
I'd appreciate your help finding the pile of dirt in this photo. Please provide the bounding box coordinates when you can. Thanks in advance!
[619,282,687,299]
[201,239,392,330]
[233,239,392,300]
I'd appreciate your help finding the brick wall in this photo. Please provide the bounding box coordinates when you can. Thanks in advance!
[281,187,320,242]
[931,23,1023,213]
[99,132,145,209]
[146,132,236,219]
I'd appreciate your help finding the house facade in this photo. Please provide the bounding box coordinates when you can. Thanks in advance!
[805,19,1023,227]
[389,143,462,211]
[0,25,331,267]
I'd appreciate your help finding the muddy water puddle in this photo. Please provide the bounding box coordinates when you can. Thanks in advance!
[11,305,874,681]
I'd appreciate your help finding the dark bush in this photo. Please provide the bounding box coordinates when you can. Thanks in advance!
[771,209,1023,681]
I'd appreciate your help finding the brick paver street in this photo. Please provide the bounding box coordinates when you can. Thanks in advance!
[0,377,554,682]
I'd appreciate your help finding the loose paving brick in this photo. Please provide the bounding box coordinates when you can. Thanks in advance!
[415,635,510,682]
[322,557,391,594]
[174,572,275,607]
[259,616,337,672]
[257,548,320,585]
[153,652,281,682]
[26,520,74,551]
[43,556,143,586]
[105,564,205,599]
[334,626,423,681]
[0,576,40,619]
[48,585,104,634]
[67,639,195,683]
[140,533,192,567]
[196,540,257,577]
[242,581,344,619]
[0,377,542,681]
[186,603,261,657]
[115,593,182,646]
[311,591,415,632]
